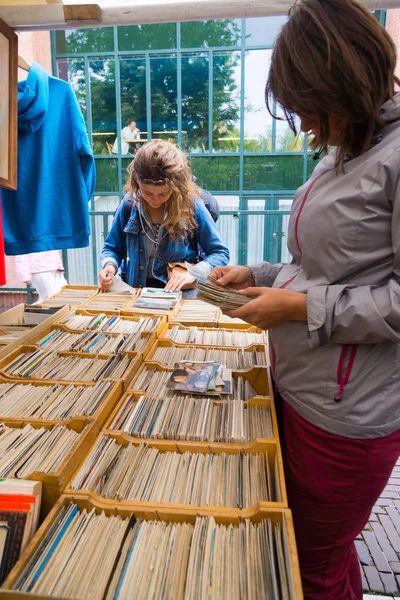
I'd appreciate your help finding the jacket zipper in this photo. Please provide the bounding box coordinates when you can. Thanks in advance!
[334,344,358,402]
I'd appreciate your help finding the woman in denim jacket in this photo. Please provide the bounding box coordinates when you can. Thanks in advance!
[99,140,229,292]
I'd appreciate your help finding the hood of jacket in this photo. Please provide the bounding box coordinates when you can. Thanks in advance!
[18,62,49,133]
[380,92,400,124]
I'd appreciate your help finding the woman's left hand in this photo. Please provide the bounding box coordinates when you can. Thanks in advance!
[223,287,308,330]
[164,271,196,292]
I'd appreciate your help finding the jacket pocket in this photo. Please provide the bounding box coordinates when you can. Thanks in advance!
[334,344,358,402]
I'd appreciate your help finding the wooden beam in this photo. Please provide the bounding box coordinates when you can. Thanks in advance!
[63,4,101,23]
[0,0,400,31]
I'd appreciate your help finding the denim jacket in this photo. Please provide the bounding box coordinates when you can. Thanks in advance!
[101,197,229,288]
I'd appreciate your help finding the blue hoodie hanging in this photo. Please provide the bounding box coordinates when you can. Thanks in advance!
[1,62,96,255]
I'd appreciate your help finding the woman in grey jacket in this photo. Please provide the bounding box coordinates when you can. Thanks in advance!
[212,1,400,598]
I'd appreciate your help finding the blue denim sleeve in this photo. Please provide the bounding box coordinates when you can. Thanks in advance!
[100,202,125,272]
[194,199,230,268]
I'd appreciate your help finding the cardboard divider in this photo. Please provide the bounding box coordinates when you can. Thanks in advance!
[0,378,123,431]
[0,421,98,520]
[144,338,269,369]
[1,495,303,600]
[159,321,267,347]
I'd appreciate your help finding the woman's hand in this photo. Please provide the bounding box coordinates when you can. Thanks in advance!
[210,266,255,290]
[98,264,116,290]
[223,287,308,330]
[164,271,195,292]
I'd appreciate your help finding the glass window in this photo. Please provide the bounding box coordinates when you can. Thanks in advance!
[213,52,241,153]
[307,153,321,178]
[181,19,241,49]
[244,49,272,152]
[90,58,116,155]
[119,57,147,154]
[182,53,209,153]
[245,16,287,46]
[57,58,87,123]
[275,108,304,152]
[118,23,176,51]
[55,28,114,54]
[190,157,240,191]
[151,55,178,143]
[95,159,119,192]
[243,156,304,190]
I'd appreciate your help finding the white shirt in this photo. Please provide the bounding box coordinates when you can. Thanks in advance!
[112,126,140,154]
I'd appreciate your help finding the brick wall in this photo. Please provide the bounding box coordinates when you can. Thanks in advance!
[4,31,52,290]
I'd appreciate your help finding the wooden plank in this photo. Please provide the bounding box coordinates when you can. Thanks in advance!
[63,4,101,23]
[2,0,400,31]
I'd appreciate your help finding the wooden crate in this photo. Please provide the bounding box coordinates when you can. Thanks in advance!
[144,338,269,370]
[1,495,303,600]
[37,285,99,310]
[128,361,272,397]
[0,345,142,389]
[159,321,267,347]
[80,292,138,314]
[64,435,286,511]
[0,421,98,519]
[57,308,168,338]
[0,378,123,431]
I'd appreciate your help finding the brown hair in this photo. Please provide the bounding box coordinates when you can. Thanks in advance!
[265,0,400,169]
[126,140,199,241]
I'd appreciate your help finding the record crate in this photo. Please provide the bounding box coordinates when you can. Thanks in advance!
[0,378,123,431]
[159,321,267,347]
[0,495,303,600]
[0,345,142,391]
[144,338,269,370]
[63,427,287,512]
[56,308,168,338]
[26,322,157,362]
[171,298,221,327]
[121,291,183,320]
[0,420,98,519]
[79,291,139,315]
[37,285,99,310]
[128,361,273,398]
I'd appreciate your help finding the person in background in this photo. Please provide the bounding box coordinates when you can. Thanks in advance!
[15,251,67,302]
[112,119,140,155]
[211,1,400,598]
[99,140,229,293]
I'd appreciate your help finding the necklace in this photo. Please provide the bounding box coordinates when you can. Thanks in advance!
[138,209,164,245]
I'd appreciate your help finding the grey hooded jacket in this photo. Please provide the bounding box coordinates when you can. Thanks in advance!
[250,94,400,439]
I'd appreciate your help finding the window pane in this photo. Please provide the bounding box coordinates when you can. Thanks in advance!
[244,49,272,152]
[151,55,177,143]
[246,198,266,264]
[90,58,116,155]
[307,154,321,178]
[213,52,241,153]
[275,109,304,152]
[95,159,119,192]
[118,23,176,51]
[181,19,241,49]
[57,58,87,123]
[182,53,209,153]
[245,16,287,46]
[122,158,132,188]
[119,57,147,154]
[190,157,240,191]
[55,28,114,54]
[243,156,304,190]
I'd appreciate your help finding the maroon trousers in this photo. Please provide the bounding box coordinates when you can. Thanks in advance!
[280,401,400,600]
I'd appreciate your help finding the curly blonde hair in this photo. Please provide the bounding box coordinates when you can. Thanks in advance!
[126,140,199,241]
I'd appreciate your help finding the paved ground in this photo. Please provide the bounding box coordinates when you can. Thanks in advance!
[358,458,400,596]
